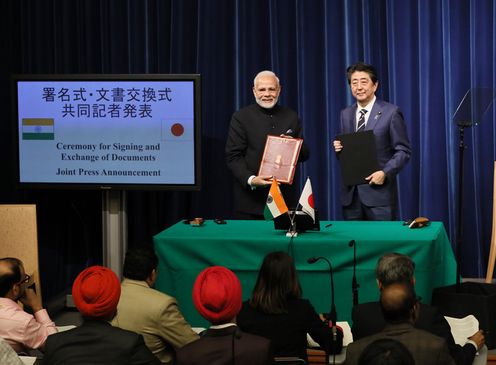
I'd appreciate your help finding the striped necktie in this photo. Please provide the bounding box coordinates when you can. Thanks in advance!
[356,109,368,132]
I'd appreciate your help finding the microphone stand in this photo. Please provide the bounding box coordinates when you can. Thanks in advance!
[455,122,469,289]
[349,240,359,306]
[307,256,343,357]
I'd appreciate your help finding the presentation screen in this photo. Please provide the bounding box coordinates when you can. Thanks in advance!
[12,74,201,190]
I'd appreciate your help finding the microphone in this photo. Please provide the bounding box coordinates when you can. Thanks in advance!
[349,240,359,306]
[307,257,319,264]
[307,256,343,355]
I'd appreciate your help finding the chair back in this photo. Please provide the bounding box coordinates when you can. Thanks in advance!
[0,337,24,365]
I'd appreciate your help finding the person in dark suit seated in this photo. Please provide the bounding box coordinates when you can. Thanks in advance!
[237,251,332,363]
[176,266,272,365]
[357,338,414,365]
[351,253,484,365]
[41,265,160,365]
[345,282,455,365]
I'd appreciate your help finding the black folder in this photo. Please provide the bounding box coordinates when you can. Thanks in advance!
[336,130,380,186]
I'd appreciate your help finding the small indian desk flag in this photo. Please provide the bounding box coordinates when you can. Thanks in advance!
[299,177,315,222]
[22,118,55,140]
[264,179,288,220]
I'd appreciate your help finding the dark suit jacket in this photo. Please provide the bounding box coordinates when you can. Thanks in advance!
[41,319,160,365]
[345,322,455,365]
[175,325,272,365]
[352,301,476,365]
[339,99,411,207]
[225,103,309,216]
[237,298,331,362]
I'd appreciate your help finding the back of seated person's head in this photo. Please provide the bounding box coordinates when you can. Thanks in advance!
[123,247,158,281]
[72,265,121,321]
[376,253,415,287]
[380,282,418,324]
[0,258,23,297]
[249,251,302,314]
[193,266,242,325]
[358,338,415,365]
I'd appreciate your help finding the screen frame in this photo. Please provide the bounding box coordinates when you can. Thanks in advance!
[11,73,201,191]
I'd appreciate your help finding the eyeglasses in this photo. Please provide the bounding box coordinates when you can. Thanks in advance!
[17,274,31,285]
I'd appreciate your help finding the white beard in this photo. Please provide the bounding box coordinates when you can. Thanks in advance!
[256,96,278,109]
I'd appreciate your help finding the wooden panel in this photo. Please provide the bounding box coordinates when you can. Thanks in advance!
[307,349,327,365]
[487,353,496,365]
[0,204,41,299]
[485,162,496,282]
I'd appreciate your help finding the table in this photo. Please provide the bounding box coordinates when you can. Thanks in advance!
[153,220,457,327]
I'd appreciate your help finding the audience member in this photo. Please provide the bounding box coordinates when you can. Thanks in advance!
[0,257,57,353]
[176,266,272,365]
[112,247,199,364]
[237,251,332,362]
[0,337,23,365]
[41,265,160,365]
[345,282,455,365]
[351,252,483,365]
[358,338,414,365]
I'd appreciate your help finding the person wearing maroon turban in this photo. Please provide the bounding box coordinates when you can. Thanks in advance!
[176,266,273,365]
[41,266,160,365]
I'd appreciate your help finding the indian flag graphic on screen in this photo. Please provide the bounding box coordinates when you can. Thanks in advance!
[22,119,55,140]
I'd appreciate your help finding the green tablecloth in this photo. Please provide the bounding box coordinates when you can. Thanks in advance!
[153,220,457,327]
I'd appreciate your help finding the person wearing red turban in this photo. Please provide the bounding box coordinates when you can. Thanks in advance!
[72,265,121,319]
[192,265,243,324]
[41,266,160,365]
[176,266,272,365]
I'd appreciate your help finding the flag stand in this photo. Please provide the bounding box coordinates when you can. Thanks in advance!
[286,211,298,237]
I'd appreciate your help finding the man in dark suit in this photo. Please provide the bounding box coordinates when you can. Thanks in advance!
[41,265,160,365]
[176,266,272,365]
[333,62,411,220]
[226,70,309,219]
[345,282,455,365]
[351,253,484,365]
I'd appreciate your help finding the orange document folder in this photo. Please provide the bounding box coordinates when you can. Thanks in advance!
[258,135,303,184]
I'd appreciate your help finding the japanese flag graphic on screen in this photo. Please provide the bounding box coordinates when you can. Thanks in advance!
[161,119,194,141]
[299,177,315,222]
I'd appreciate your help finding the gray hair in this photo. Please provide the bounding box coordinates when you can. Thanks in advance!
[253,70,280,88]
[375,253,415,286]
